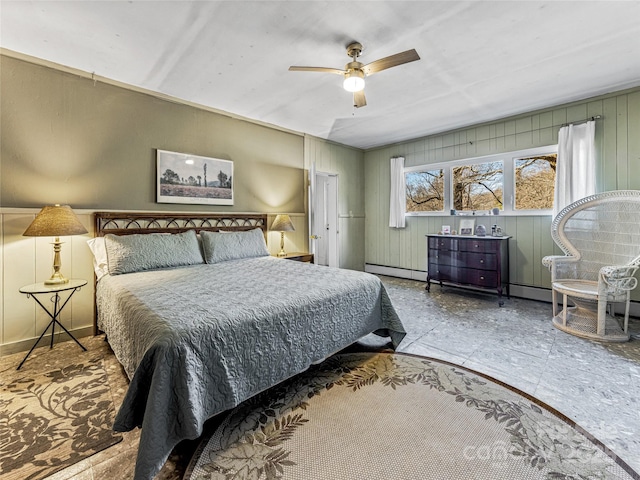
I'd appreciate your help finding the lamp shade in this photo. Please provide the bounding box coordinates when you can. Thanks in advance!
[271,214,295,232]
[23,205,88,237]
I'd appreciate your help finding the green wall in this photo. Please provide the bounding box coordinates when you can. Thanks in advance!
[0,54,305,213]
[0,53,367,270]
[305,135,365,271]
[364,87,640,297]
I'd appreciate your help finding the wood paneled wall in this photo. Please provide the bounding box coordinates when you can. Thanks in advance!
[305,135,366,272]
[0,209,309,355]
[364,87,640,301]
[0,210,95,356]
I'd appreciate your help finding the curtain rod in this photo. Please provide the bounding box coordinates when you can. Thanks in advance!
[399,115,604,151]
[561,115,601,127]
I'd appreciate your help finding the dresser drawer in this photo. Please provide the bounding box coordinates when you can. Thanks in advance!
[429,236,460,251]
[428,249,460,267]
[458,269,498,287]
[461,252,497,270]
[458,238,500,253]
[428,263,456,282]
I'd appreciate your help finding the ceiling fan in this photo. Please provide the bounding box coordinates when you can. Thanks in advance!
[289,42,420,108]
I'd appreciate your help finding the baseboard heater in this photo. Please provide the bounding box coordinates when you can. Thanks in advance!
[364,263,640,318]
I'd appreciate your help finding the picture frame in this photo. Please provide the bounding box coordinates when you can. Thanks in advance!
[157,150,233,205]
[441,225,451,235]
[459,218,475,236]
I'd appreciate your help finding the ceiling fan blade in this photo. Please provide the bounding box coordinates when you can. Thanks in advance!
[353,90,367,108]
[362,49,420,76]
[288,66,345,75]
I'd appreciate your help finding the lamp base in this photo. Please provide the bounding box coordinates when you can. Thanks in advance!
[45,272,69,285]
[45,238,69,285]
[277,231,287,257]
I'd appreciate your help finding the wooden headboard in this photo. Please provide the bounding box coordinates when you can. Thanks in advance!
[94,211,268,237]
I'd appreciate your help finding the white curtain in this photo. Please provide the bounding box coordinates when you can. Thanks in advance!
[389,156,406,228]
[553,120,596,217]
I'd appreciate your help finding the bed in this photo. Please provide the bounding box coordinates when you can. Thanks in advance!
[92,212,406,480]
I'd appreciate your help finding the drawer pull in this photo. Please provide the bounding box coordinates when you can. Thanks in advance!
[474,244,479,248]
[480,259,484,263]
[480,276,485,280]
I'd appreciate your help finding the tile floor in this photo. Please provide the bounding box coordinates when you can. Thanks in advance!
[381,276,640,474]
[2,275,639,478]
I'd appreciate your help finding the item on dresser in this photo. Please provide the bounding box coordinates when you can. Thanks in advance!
[458,218,475,236]
[425,234,510,306]
[475,224,486,236]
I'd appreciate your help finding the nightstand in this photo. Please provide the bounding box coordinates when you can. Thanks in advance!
[17,279,88,370]
[275,252,314,263]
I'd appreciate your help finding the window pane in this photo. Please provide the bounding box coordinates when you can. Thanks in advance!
[514,154,556,210]
[453,162,503,211]
[405,169,444,212]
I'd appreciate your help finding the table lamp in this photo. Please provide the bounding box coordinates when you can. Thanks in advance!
[23,204,88,284]
[271,214,295,257]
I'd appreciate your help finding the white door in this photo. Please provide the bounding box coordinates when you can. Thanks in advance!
[310,171,339,267]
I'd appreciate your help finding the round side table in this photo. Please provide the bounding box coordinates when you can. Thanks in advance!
[17,278,88,370]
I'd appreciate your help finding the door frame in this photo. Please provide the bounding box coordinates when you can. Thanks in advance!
[309,169,339,267]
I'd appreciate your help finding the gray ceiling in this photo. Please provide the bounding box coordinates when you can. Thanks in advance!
[2,1,640,150]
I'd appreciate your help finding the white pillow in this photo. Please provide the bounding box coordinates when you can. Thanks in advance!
[201,228,269,264]
[87,237,109,280]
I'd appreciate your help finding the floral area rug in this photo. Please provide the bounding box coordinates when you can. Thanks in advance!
[186,352,638,480]
[0,355,122,479]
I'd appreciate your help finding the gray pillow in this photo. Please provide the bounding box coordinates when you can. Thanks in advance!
[105,230,204,275]
[201,228,269,264]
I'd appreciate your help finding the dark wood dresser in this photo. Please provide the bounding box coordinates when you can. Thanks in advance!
[426,234,510,305]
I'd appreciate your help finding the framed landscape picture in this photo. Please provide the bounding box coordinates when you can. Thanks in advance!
[157,150,233,205]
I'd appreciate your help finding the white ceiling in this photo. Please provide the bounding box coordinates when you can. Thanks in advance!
[2,1,640,150]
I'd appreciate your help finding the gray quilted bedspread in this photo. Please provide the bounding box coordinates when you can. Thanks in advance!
[96,257,405,480]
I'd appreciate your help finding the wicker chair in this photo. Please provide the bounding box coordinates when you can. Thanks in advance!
[542,190,640,342]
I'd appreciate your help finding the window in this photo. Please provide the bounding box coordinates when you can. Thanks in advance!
[405,169,444,212]
[514,154,556,211]
[404,145,557,216]
[452,161,503,212]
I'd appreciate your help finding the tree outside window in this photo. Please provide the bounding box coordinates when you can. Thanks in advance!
[452,162,503,211]
[402,145,557,216]
[405,169,444,212]
[514,154,556,210]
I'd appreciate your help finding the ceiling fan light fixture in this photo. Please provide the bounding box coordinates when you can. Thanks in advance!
[343,70,365,92]
[289,42,420,107]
